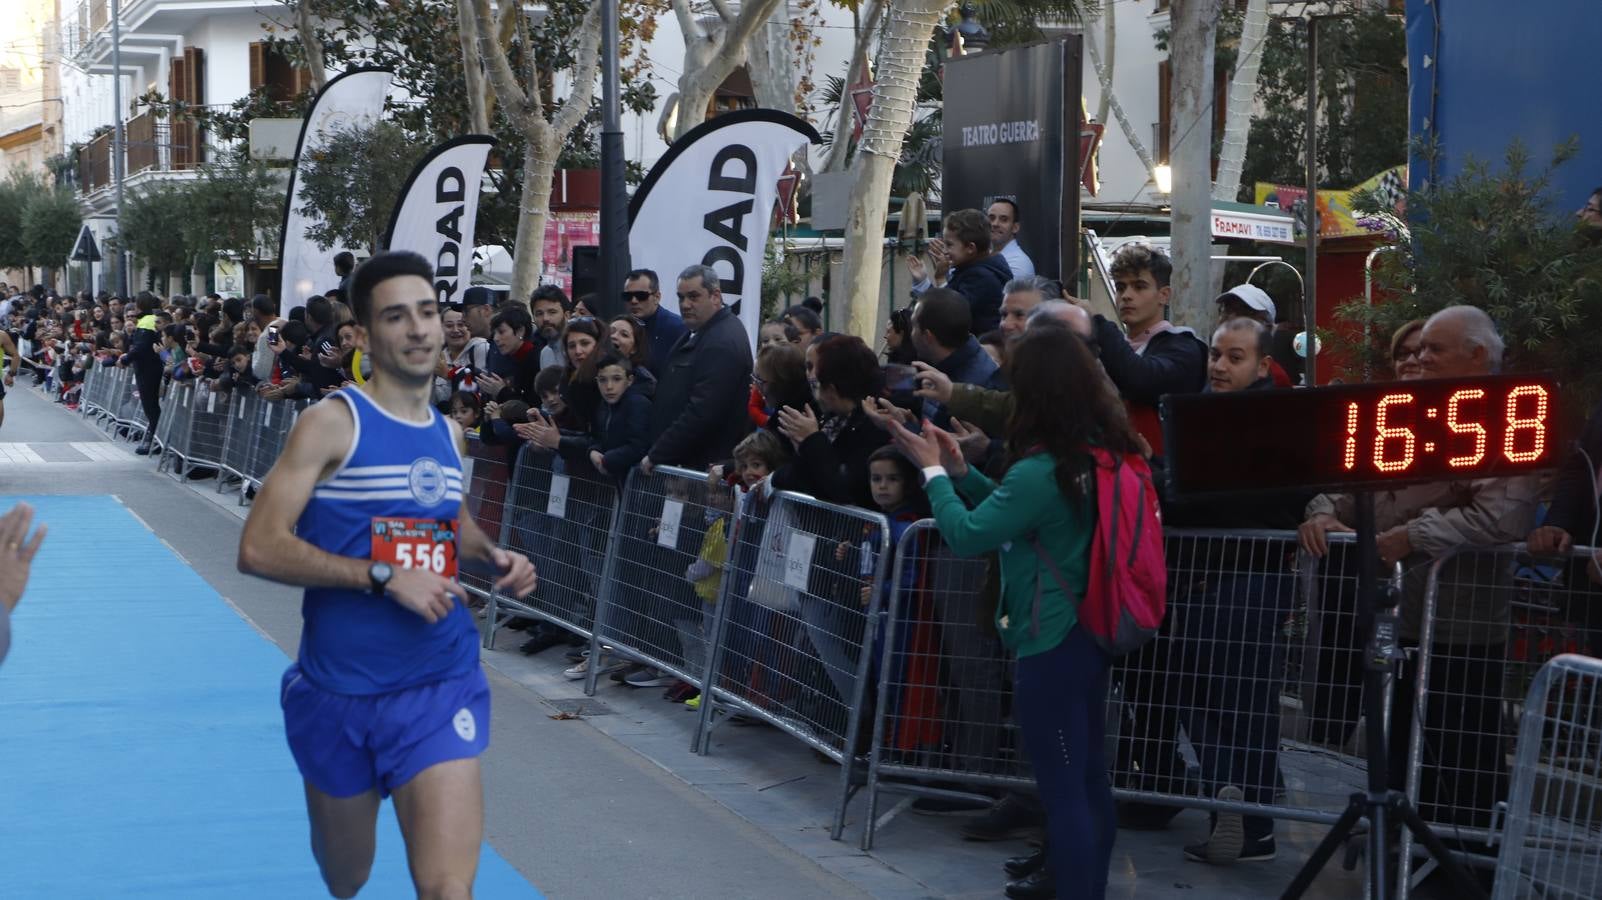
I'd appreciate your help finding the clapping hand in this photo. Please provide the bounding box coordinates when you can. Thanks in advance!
[776,404,820,446]
[888,418,967,479]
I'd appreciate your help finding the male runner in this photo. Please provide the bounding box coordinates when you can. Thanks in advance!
[238,251,537,900]
[0,327,19,431]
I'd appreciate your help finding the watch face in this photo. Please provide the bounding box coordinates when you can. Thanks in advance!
[371,562,393,583]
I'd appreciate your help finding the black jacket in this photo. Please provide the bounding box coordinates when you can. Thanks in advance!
[1089,315,1208,406]
[580,385,653,479]
[773,406,890,509]
[1546,398,1602,545]
[947,253,1013,335]
[647,307,753,469]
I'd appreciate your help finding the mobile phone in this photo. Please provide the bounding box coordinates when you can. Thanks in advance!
[267,325,281,346]
[884,363,918,393]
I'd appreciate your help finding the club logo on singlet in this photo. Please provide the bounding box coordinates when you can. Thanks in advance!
[408,457,448,505]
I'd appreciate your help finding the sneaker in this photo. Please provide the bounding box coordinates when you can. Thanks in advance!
[684,694,702,711]
[564,653,627,681]
[565,645,590,663]
[1185,834,1276,864]
[962,793,1046,841]
[624,667,674,688]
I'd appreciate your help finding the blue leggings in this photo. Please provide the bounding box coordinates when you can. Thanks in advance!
[1014,625,1115,899]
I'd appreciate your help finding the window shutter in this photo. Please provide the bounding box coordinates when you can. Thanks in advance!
[249,42,266,92]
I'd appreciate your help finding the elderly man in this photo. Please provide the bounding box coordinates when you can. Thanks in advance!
[640,265,753,473]
[998,276,1062,338]
[1299,304,1542,830]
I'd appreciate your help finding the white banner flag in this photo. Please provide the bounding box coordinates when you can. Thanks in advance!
[383,135,494,306]
[278,68,393,313]
[629,110,821,352]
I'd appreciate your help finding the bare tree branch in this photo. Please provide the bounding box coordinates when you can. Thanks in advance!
[292,0,328,91]
[708,0,736,25]
[550,0,604,138]
[455,0,489,133]
[471,0,533,117]
[672,0,701,41]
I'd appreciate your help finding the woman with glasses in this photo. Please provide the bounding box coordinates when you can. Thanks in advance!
[1389,319,1425,381]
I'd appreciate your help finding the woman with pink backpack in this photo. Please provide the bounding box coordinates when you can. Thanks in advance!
[892,323,1159,900]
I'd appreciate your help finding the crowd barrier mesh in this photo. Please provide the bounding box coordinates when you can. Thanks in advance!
[460,436,512,619]
[1492,652,1602,899]
[1399,544,1602,891]
[584,466,730,700]
[489,445,620,642]
[690,488,890,841]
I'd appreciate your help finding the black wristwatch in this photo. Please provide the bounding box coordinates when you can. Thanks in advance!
[368,561,394,596]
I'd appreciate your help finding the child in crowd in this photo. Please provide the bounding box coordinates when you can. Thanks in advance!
[450,390,484,435]
[583,353,651,481]
[721,429,804,713]
[748,322,802,428]
[758,319,799,351]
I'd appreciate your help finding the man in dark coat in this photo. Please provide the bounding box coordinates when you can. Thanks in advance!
[641,264,753,473]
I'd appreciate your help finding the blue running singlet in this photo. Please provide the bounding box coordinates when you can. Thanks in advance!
[293,386,476,695]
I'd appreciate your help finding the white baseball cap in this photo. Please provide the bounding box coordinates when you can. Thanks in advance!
[1215,284,1277,323]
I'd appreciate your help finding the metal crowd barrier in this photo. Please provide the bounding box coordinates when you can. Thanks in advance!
[861,519,1026,849]
[218,390,261,491]
[241,397,308,492]
[583,465,733,699]
[78,366,108,418]
[487,445,620,642]
[1397,543,1602,890]
[691,488,891,841]
[461,435,512,613]
[1492,653,1602,899]
[173,381,233,476]
[154,381,193,464]
[861,527,1374,849]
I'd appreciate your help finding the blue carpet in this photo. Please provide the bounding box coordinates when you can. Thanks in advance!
[0,495,544,899]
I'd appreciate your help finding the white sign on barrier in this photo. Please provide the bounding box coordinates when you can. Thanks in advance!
[784,532,816,590]
[206,389,217,414]
[658,499,683,549]
[546,474,570,519]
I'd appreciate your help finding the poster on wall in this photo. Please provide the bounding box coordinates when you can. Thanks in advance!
[942,36,1084,281]
[541,211,600,294]
[1254,166,1407,240]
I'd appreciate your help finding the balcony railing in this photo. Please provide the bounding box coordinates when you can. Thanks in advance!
[76,114,206,195]
[79,130,110,192]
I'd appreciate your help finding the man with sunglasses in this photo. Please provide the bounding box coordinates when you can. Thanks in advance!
[622,268,685,372]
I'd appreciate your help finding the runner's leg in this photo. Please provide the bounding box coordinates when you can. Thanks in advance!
[303,782,382,899]
[392,757,483,900]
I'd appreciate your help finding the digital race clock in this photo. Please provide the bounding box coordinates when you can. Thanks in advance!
[1161,374,1560,496]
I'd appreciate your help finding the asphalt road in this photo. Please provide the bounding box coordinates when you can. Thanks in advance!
[0,383,868,900]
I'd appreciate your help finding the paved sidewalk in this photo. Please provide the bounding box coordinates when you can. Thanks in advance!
[480,631,1368,899]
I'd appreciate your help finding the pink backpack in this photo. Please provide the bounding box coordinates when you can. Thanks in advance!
[1030,447,1167,656]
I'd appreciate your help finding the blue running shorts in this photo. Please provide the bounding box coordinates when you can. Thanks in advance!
[280,663,491,798]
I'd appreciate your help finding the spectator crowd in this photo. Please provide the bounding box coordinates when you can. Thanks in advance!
[5,196,1601,900]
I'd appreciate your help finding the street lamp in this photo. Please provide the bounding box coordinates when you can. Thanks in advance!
[1153,164,1173,195]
